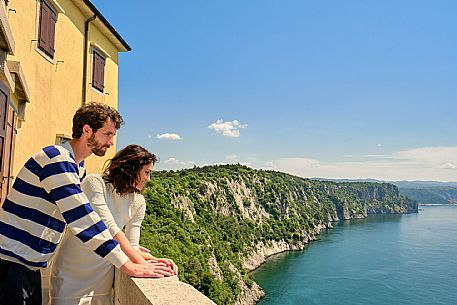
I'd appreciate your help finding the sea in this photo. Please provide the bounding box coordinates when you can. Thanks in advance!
[252,205,457,305]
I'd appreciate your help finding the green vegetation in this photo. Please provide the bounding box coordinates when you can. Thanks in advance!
[140,164,417,304]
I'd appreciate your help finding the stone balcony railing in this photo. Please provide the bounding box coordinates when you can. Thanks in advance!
[113,270,216,305]
[42,268,216,305]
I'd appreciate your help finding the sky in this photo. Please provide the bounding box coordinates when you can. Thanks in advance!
[91,0,457,182]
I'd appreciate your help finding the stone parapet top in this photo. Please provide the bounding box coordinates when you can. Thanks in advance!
[114,270,216,305]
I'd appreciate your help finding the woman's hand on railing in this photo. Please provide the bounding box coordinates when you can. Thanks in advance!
[138,246,178,275]
[120,260,174,278]
[150,258,178,275]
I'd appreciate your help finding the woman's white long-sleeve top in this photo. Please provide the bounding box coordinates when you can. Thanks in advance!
[49,174,146,305]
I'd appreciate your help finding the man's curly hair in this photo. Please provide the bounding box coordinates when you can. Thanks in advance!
[72,102,124,139]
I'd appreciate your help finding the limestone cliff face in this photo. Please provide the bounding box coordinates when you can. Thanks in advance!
[399,187,457,204]
[312,181,417,220]
[172,175,416,223]
[144,165,418,305]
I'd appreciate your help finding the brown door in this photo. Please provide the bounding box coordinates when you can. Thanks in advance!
[0,82,16,204]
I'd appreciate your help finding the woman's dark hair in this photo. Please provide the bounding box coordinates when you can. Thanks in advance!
[102,145,157,195]
[72,102,124,139]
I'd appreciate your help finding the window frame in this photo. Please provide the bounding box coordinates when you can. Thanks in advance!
[55,133,71,145]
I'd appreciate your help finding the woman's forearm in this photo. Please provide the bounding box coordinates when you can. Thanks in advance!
[139,251,156,261]
[113,231,146,264]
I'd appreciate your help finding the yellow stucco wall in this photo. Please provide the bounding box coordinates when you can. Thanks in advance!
[85,21,120,174]
[5,0,123,176]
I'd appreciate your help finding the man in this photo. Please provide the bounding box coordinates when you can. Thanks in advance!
[0,103,173,305]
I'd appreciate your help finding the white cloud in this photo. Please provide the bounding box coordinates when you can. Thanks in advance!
[164,157,182,165]
[226,154,239,161]
[264,146,457,182]
[156,133,183,140]
[392,146,457,166]
[266,157,320,171]
[162,158,195,169]
[208,119,247,138]
[363,154,390,159]
[164,158,193,165]
[436,162,457,169]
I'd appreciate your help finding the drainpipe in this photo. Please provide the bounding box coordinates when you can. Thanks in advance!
[82,15,96,105]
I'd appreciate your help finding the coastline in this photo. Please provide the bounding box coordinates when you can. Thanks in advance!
[238,207,419,304]
[239,205,457,305]
[418,203,457,206]
[235,224,330,305]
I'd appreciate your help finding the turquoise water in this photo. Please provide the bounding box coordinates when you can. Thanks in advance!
[252,206,457,305]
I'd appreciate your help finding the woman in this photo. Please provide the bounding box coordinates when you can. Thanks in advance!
[50,145,177,305]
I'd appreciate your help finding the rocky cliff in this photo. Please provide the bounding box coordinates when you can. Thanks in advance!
[399,187,457,204]
[140,164,417,305]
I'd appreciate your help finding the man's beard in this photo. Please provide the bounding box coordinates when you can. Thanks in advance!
[88,134,108,156]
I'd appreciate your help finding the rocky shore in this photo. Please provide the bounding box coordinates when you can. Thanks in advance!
[236,224,328,305]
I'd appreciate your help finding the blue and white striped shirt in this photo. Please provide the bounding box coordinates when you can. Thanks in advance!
[0,143,128,270]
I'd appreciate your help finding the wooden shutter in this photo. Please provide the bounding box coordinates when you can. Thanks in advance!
[2,106,17,200]
[92,51,99,89]
[0,87,7,160]
[99,56,105,91]
[38,0,49,52]
[48,9,57,57]
[92,50,106,92]
[38,0,57,58]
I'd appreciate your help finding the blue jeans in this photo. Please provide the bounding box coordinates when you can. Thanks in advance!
[0,258,41,305]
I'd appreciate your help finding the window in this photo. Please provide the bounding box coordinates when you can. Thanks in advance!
[38,0,57,58]
[92,50,105,92]
[55,134,71,145]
